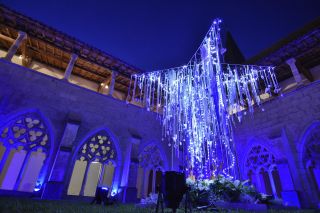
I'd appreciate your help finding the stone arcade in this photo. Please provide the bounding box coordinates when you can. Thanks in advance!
[0,5,320,209]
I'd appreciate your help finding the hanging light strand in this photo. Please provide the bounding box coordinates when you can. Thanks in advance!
[128,18,280,179]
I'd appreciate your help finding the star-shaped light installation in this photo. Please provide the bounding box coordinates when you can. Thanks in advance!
[127,19,280,179]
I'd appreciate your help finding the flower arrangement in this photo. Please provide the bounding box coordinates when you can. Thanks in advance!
[186,175,264,206]
[140,193,158,205]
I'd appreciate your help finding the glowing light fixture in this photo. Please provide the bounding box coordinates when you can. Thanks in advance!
[128,19,280,179]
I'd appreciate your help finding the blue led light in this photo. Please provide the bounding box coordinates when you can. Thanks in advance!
[129,19,280,179]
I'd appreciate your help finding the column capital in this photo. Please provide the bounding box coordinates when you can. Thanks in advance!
[112,70,119,77]
[285,57,303,85]
[63,53,78,81]
[109,70,119,96]
[3,31,27,61]
[18,31,27,39]
[286,58,296,66]
[70,53,78,61]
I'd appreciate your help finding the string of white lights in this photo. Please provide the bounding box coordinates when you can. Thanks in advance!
[127,19,280,179]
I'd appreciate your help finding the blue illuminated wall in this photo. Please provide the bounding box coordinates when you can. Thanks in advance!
[0,59,171,200]
[1,58,320,208]
[234,80,320,208]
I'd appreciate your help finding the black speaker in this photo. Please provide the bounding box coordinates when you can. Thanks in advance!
[162,171,186,212]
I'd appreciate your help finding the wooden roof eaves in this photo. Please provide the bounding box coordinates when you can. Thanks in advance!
[27,46,113,81]
[0,4,144,76]
[0,31,132,90]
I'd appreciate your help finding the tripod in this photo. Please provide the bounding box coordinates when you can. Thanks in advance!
[155,186,164,213]
[155,186,193,213]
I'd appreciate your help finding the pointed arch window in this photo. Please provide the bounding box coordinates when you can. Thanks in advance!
[67,130,117,197]
[136,144,164,198]
[245,145,282,197]
[0,112,51,192]
[303,124,320,192]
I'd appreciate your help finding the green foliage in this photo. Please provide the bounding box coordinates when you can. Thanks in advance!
[187,175,260,205]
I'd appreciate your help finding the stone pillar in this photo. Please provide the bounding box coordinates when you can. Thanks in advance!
[41,120,80,199]
[108,71,118,96]
[268,169,278,198]
[140,168,147,198]
[120,137,140,202]
[121,141,133,187]
[255,170,263,193]
[280,128,313,207]
[152,169,156,193]
[143,169,150,198]
[4,31,27,61]
[286,58,303,85]
[312,167,320,191]
[63,53,78,81]
[136,167,144,198]
[277,162,300,207]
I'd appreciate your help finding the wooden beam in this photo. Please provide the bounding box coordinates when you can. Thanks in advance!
[27,46,132,94]
[27,46,110,80]
[0,33,15,43]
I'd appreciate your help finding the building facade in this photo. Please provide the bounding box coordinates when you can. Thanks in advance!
[0,5,319,208]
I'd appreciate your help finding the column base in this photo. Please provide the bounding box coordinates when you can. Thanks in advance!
[281,190,301,208]
[41,181,64,199]
[120,186,138,203]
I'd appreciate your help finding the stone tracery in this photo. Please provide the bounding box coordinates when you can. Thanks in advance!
[303,124,320,163]
[138,144,163,169]
[245,145,276,171]
[0,112,51,192]
[68,129,118,197]
[0,113,50,151]
[77,130,117,163]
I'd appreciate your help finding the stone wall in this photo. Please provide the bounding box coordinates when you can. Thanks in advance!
[0,48,127,100]
[1,58,320,207]
[0,59,170,198]
[234,80,320,208]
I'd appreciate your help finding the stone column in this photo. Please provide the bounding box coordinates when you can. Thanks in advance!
[108,71,118,96]
[277,162,301,207]
[63,53,78,81]
[286,58,303,85]
[255,170,263,193]
[268,169,278,198]
[120,140,133,187]
[312,166,320,191]
[141,168,147,198]
[4,31,27,61]
[152,169,156,193]
[41,120,80,199]
[120,137,140,202]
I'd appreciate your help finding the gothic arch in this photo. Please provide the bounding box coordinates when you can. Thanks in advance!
[243,143,282,197]
[298,121,320,166]
[0,109,54,192]
[136,142,167,198]
[244,144,276,174]
[298,121,320,196]
[139,143,165,169]
[241,138,278,176]
[67,127,122,197]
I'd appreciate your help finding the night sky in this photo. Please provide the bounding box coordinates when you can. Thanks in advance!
[1,0,320,71]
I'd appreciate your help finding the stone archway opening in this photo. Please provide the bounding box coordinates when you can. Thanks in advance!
[67,130,118,197]
[245,145,282,198]
[0,112,51,192]
[136,144,164,198]
[302,124,320,194]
